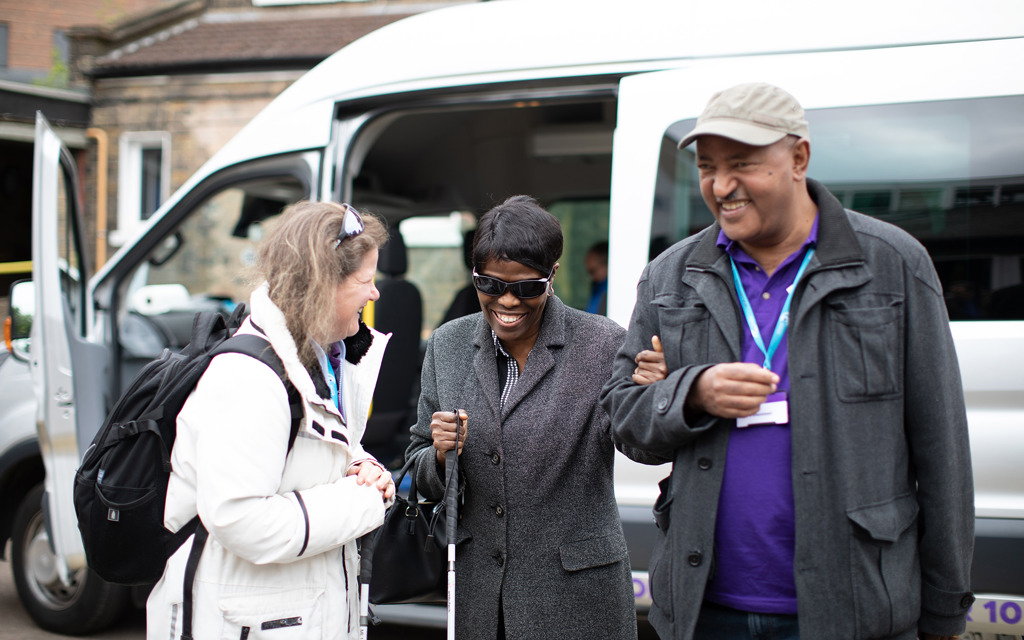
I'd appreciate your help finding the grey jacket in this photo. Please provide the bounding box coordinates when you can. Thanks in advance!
[600,180,975,640]
[407,296,641,639]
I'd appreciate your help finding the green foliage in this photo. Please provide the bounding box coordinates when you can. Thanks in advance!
[33,48,70,89]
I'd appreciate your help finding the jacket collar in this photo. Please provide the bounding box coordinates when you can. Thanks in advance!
[681,179,872,353]
[249,283,321,404]
[687,178,865,271]
[248,283,389,428]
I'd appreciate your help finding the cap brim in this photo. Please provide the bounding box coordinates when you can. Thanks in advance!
[678,120,789,149]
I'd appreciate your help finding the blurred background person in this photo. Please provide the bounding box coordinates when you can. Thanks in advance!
[584,240,609,315]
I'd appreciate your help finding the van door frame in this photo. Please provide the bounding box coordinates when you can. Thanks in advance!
[31,112,94,579]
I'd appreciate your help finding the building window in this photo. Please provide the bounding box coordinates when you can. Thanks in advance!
[115,132,171,245]
[53,29,69,66]
[1,23,9,68]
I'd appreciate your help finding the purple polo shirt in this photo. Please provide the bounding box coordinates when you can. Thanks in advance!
[704,216,818,615]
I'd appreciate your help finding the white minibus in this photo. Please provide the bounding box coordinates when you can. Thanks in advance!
[4,1,1023,635]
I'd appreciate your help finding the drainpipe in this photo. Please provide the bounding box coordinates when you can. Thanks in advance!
[85,128,108,266]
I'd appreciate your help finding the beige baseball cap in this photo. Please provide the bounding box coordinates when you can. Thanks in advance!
[678,82,810,148]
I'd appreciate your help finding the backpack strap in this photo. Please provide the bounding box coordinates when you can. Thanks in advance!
[179,330,303,640]
[211,332,303,451]
[179,521,207,640]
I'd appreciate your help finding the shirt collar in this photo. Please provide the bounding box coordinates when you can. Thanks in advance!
[328,340,345,370]
[716,212,820,261]
[491,330,513,360]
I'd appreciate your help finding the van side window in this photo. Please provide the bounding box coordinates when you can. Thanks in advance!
[116,176,307,382]
[652,96,1024,320]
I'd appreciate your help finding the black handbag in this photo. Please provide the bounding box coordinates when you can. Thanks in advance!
[367,456,449,604]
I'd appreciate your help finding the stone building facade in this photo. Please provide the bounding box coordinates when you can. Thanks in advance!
[70,0,464,267]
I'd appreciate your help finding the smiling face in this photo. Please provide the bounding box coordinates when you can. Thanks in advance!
[696,134,811,260]
[328,246,379,343]
[476,258,557,358]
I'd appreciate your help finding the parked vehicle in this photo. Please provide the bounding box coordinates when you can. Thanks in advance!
[3,0,1023,635]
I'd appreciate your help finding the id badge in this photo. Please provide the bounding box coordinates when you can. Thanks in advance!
[736,391,788,428]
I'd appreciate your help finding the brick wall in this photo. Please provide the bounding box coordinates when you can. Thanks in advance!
[0,0,170,72]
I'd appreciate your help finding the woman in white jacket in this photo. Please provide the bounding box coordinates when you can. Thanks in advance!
[147,201,395,640]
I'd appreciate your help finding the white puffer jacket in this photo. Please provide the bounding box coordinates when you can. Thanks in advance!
[146,283,392,640]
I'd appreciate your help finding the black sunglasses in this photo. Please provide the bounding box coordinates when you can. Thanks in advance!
[472,268,554,299]
[333,204,365,248]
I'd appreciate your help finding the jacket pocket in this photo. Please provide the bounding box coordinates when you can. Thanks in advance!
[846,494,921,638]
[559,534,628,572]
[652,294,709,369]
[648,520,674,620]
[827,296,903,402]
[219,588,324,640]
[652,475,673,532]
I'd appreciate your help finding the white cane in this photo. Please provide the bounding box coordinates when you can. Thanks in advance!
[444,410,462,640]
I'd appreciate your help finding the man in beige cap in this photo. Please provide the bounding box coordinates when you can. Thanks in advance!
[602,83,974,640]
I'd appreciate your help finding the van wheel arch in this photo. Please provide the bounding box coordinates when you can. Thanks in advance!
[10,483,131,634]
[0,440,43,558]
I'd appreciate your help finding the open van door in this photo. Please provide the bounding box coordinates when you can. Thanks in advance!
[21,112,126,632]
[31,111,90,579]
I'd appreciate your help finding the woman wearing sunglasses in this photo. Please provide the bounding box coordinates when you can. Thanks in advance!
[146,201,395,640]
[406,195,652,639]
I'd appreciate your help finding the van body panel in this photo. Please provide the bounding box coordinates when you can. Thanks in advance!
[609,37,1024,325]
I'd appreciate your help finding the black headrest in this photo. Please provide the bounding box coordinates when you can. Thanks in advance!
[377,226,408,276]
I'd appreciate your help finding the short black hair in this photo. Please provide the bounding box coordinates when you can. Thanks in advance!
[473,195,562,275]
[587,240,609,262]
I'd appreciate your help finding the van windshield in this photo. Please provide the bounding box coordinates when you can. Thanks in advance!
[653,95,1024,320]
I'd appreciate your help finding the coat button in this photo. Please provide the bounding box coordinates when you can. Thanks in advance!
[495,554,504,567]
[657,398,669,412]
[491,452,501,465]
[960,594,975,608]
[495,505,504,517]
[697,458,712,470]
[687,552,703,567]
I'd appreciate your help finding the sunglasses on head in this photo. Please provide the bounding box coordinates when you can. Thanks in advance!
[472,268,554,299]
[333,204,365,249]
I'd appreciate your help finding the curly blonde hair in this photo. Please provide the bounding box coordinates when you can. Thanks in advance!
[255,201,387,368]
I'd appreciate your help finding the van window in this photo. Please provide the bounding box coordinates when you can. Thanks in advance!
[651,96,1024,320]
[396,213,475,337]
[548,199,609,312]
[117,176,307,374]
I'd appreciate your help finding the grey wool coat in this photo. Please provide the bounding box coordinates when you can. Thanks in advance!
[601,180,975,640]
[407,296,645,640]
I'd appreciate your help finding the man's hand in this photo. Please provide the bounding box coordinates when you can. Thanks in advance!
[687,362,779,418]
[431,410,468,465]
[633,335,667,385]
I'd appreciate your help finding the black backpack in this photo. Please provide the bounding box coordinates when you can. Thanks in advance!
[73,304,303,588]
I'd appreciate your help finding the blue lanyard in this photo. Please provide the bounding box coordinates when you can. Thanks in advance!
[315,346,342,416]
[729,247,815,371]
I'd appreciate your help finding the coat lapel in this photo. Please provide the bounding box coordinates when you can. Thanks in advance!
[683,228,743,359]
[792,180,871,327]
[472,317,503,422]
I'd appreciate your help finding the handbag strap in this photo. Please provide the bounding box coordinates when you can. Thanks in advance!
[393,455,423,505]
